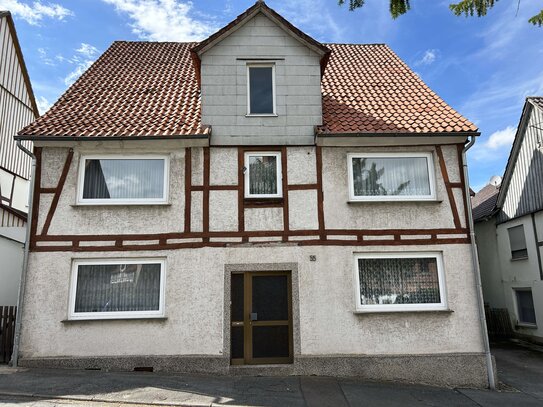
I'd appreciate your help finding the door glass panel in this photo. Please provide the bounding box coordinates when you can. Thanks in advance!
[231,274,244,322]
[252,275,288,321]
[231,326,244,359]
[252,326,289,358]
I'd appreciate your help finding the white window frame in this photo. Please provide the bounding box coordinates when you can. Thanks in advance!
[246,63,277,116]
[244,152,282,199]
[353,252,448,313]
[76,154,170,205]
[347,152,437,202]
[513,287,537,327]
[68,258,166,320]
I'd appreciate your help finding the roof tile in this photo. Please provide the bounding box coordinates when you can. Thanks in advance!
[19,42,477,138]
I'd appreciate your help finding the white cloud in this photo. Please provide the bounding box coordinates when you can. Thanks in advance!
[278,0,345,42]
[469,126,517,162]
[63,43,100,86]
[485,125,517,149]
[37,47,56,66]
[0,0,72,25]
[76,43,99,58]
[101,0,217,41]
[35,96,52,114]
[415,49,437,66]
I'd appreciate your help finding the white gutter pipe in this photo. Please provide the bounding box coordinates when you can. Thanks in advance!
[462,135,496,390]
[10,140,35,367]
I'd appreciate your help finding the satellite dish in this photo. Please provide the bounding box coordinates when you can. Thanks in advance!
[489,175,502,187]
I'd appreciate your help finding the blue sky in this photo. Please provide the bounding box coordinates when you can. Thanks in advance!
[2,0,542,191]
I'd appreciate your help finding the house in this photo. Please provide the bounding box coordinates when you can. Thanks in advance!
[0,11,38,308]
[13,1,493,387]
[473,97,543,344]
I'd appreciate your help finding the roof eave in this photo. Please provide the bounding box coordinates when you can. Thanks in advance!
[14,134,211,142]
[495,100,533,209]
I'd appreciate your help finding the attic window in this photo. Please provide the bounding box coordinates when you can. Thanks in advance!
[247,64,276,115]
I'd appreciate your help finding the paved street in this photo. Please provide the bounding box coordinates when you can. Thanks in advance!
[0,341,542,406]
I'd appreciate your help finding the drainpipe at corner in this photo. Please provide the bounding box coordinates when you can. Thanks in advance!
[463,135,497,390]
[10,139,35,368]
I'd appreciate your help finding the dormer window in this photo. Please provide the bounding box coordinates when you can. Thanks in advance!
[247,64,276,115]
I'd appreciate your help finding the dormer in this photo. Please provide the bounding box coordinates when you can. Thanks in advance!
[191,1,331,146]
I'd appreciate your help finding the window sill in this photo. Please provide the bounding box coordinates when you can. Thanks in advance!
[245,114,278,117]
[62,316,168,323]
[511,256,529,262]
[516,323,537,329]
[354,308,453,315]
[347,199,443,204]
[70,202,172,207]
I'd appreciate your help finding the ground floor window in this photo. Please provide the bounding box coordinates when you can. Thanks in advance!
[514,288,537,326]
[69,258,165,320]
[354,252,447,312]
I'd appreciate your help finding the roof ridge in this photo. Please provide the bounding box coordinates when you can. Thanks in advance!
[324,42,387,46]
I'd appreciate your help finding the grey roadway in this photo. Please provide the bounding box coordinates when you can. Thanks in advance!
[0,341,542,406]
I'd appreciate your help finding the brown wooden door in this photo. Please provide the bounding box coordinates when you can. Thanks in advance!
[230,271,293,365]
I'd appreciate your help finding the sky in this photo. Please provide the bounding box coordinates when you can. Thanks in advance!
[1,0,542,192]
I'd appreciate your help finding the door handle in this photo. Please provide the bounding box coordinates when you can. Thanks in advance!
[250,312,258,321]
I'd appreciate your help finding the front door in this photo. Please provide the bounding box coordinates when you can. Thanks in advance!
[230,271,293,365]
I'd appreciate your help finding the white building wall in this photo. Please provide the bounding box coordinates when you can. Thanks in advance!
[200,13,322,145]
[475,219,506,308]
[496,213,543,341]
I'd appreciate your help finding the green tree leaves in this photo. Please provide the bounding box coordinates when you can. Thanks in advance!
[339,0,542,27]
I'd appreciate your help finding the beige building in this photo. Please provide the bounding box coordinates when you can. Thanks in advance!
[14,2,493,387]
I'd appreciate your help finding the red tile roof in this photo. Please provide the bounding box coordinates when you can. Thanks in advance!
[319,44,477,134]
[18,42,477,139]
[471,183,500,222]
[19,41,208,139]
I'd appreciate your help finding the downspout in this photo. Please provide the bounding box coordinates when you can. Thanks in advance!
[463,136,497,390]
[10,139,35,368]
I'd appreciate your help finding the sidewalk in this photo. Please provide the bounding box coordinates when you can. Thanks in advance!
[0,342,541,406]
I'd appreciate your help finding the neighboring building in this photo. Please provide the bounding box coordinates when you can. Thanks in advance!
[0,11,38,306]
[473,97,543,344]
[15,2,491,387]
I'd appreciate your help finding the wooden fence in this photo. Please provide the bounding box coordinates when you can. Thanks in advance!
[0,306,16,364]
[485,306,514,340]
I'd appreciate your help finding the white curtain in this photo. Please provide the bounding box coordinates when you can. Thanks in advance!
[74,263,161,313]
[249,155,278,195]
[352,157,430,197]
[358,258,440,305]
[83,159,164,199]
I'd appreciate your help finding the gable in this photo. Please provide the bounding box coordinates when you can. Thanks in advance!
[0,12,37,179]
[498,99,543,222]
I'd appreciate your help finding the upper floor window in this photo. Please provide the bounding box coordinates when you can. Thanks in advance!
[508,225,528,260]
[247,64,275,115]
[244,152,282,198]
[354,252,447,312]
[78,155,169,205]
[347,152,436,201]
